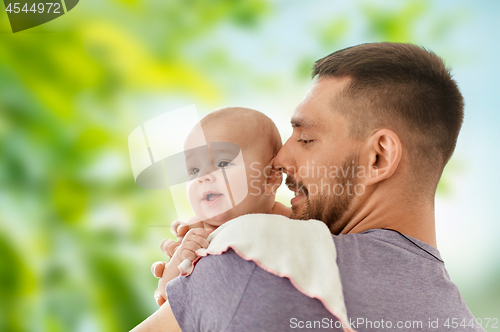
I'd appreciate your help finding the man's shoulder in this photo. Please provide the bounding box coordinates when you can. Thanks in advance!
[167,249,258,331]
[330,230,484,331]
[196,248,256,272]
[332,228,444,263]
[167,250,257,299]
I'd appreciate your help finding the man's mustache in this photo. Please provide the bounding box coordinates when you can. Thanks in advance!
[285,175,308,196]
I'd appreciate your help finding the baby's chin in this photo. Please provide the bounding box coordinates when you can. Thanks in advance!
[199,209,245,228]
[202,212,233,227]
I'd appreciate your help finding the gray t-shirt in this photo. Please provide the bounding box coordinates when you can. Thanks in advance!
[167,228,484,331]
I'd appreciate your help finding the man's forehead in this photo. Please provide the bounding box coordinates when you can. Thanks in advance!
[290,101,329,132]
[290,77,350,130]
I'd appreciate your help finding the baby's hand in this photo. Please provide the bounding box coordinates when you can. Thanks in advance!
[271,201,293,218]
[177,228,210,263]
[162,217,205,259]
[171,217,204,238]
[160,238,181,259]
[170,220,188,238]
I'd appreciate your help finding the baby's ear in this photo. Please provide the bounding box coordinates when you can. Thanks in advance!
[264,159,283,195]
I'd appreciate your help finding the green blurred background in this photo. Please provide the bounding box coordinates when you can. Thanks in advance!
[1,0,499,331]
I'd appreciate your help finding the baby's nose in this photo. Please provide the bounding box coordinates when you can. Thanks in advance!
[197,171,216,183]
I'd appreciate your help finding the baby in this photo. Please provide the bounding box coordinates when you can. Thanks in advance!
[155,107,291,303]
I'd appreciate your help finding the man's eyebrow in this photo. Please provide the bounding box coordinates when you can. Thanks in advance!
[290,117,318,129]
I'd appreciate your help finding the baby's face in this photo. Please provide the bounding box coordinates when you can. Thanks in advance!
[184,121,272,227]
[185,141,247,224]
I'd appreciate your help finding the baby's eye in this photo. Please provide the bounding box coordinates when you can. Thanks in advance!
[217,161,231,168]
[190,167,200,175]
[298,139,314,145]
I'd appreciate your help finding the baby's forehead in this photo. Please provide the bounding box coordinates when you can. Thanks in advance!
[184,109,279,162]
[184,141,241,163]
[184,120,258,149]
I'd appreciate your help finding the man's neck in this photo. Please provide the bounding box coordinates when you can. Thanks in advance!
[339,191,437,248]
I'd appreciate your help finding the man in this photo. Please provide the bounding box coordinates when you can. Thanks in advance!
[133,43,484,331]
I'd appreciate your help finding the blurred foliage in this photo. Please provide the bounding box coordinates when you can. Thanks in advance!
[0,0,269,331]
[436,157,465,197]
[362,0,429,42]
[0,0,494,331]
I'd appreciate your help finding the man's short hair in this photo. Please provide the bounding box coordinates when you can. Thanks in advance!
[313,42,464,194]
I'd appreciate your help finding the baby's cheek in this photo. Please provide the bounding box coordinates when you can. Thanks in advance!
[187,181,201,214]
[247,170,268,197]
[225,166,249,205]
[186,180,196,202]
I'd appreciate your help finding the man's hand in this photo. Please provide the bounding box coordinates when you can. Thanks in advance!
[130,300,181,332]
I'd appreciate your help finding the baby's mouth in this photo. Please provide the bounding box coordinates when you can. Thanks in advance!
[202,191,224,204]
[206,193,222,201]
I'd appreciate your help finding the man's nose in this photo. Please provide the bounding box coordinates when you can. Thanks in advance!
[274,139,294,174]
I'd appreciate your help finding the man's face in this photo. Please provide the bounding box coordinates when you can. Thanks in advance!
[274,77,363,233]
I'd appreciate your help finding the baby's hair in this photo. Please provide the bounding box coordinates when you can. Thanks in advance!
[200,107,282,161]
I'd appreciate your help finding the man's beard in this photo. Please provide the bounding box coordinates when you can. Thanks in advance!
[286,154,359,233]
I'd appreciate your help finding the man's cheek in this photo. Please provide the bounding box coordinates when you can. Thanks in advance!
[306,180,323,198]
[298,162,310,179]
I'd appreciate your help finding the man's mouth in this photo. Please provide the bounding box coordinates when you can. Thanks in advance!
[291,187,306,196]
[290,189,307,206]
[285,176,308,206]
[285,179,307,195]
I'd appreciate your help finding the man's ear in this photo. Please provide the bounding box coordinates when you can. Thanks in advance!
[365,129,402,186]
[264,159,283,195]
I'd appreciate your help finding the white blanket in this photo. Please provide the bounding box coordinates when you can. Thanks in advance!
[181,213,354,331]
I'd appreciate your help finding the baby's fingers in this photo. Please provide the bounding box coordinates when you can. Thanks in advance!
[179,241,205,261]
[154,288,166,307]
[184,234,209,249]
[180,248,198,262]
[151,261,165,278]
[176,224,190,238]
[170,220,188,237]
[185,228,210,240]
[160,239,180,258]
